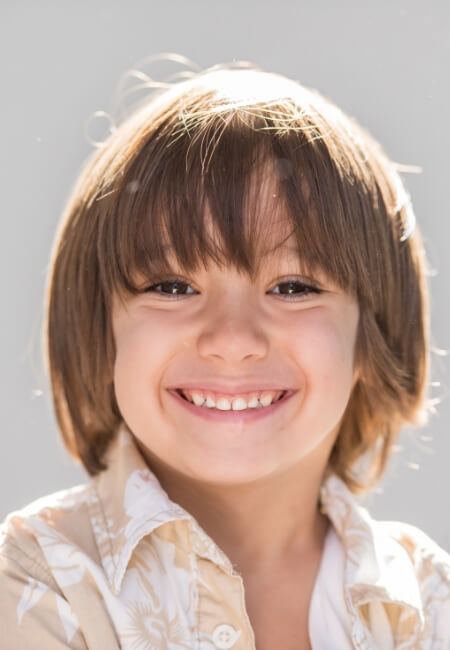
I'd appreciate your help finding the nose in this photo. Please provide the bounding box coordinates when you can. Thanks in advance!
[196,299,269,363]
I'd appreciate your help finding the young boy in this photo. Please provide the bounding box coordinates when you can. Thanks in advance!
[1,62,449,649]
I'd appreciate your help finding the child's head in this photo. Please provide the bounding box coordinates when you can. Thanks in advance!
[44,62,429,493]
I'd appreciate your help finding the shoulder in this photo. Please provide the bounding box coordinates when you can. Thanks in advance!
[379,519,450,583]
[377,519,450,638]
[0,484,94,649]
[322,475,450,641]
[0,482,95,577]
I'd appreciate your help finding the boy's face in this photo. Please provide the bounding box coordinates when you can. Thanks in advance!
[111,229,360,487]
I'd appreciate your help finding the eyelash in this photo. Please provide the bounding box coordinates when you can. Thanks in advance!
[142,277,323,301]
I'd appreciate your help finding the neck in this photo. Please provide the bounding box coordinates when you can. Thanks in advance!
[135,439,330,573]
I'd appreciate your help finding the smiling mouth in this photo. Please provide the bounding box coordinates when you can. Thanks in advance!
[175,389,288,410]
[168,387,295,423]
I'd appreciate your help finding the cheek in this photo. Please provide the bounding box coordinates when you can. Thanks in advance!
[287,311,357,392]
[113,311,194,419]
[113,320,167,410]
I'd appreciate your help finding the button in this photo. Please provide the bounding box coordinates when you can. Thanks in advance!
[212,623,241,649]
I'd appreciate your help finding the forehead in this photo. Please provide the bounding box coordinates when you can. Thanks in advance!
[174,162,303,246]
[162,174,305,274]
[161,239,304,275]
[109,135,358,302]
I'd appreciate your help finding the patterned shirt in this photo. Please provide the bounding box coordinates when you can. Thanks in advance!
[1,426,449,649]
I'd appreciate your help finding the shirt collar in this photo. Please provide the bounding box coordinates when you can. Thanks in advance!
[89,426,235,596]
[90,426,424,641]
[320,474,425,642]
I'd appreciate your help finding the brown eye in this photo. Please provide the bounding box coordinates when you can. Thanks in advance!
[144,279,196,298]
[270,280,322,300]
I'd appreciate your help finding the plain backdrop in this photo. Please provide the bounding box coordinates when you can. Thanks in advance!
[1,0,449,550]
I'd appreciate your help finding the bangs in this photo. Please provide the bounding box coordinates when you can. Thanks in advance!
[46,65,429,487]
[96,93,385,309]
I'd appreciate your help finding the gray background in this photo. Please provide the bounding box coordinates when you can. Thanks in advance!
[1,0,449,549]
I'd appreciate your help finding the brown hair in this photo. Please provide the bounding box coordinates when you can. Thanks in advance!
[44,62,431,492]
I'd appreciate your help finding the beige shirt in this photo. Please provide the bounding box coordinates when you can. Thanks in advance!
[1,426,449,649]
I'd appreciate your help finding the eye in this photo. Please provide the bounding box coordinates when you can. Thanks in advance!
[143,278,196,299]
[142,277,323,301]
[268,279,323,301]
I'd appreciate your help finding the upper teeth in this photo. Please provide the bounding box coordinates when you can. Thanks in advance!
[180,389,284,410]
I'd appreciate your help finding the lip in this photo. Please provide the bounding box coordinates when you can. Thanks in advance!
[167,388,296,422]
[167,381,293,395]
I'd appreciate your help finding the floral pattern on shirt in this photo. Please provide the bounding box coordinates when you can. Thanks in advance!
[1,426,449,649]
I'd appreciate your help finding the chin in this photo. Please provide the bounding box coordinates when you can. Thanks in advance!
[181,456,279,486]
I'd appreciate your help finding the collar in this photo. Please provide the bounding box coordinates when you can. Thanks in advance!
[89,427,424,643]
[89,427,235,596]
[320,475,425,643]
